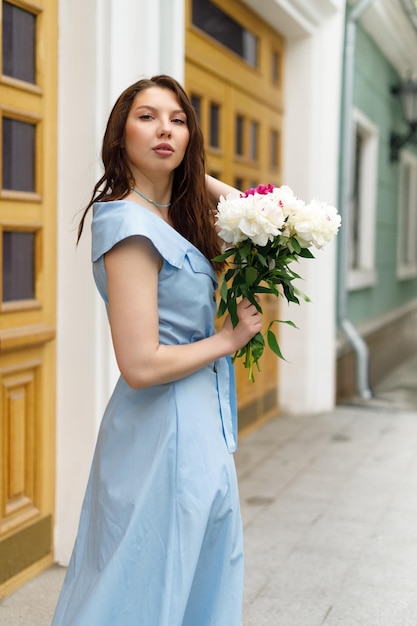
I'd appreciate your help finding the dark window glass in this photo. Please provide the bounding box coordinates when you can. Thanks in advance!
[349,130,363,270]
[249,121,258,160]
[272,50,280,84]
[399,163,412,265]
[2,117,36,192]
[209,103,220,148]
[191,95,201,123]
[192,0,258,67]
[235,177,244,190]
[270,130,279,169]
[2,231,35,301]
[2,1,36,84]
[235,115,244,156]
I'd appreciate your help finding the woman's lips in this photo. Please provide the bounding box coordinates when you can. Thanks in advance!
[153,144,174,156]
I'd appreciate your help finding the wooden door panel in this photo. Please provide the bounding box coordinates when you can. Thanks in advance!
[186,0,284,431]
[1,356,39,532]
[0,0,57,595]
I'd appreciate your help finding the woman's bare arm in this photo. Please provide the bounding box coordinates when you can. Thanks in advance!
[105,236,261,389]
[205,174,239,202]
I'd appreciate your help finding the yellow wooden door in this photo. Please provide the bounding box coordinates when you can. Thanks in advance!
[0,0,57,596]
[185,0,284,433]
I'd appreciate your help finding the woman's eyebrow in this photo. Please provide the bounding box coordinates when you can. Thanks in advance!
[133,104,157,113]
[133,104,186,115]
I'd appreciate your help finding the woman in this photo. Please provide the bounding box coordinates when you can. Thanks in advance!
[51,75,262,626]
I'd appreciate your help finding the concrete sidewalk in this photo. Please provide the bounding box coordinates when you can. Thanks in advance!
[1,356,417,625]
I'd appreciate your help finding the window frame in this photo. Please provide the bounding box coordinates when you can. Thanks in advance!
[397,149,417,280]
[347,108,379,291]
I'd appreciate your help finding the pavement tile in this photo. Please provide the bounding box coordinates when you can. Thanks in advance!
[322,584,417,626]
[0,565,65,626]
[298,514,374,560]
[243,591,332,626]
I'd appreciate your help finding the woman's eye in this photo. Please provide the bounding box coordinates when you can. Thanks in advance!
[139,114,153,120]
[172,118,186,125]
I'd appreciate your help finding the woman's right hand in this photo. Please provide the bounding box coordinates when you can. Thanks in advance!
[218,298,262,353]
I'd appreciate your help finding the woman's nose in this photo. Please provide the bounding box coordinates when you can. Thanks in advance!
[157,119,171,137]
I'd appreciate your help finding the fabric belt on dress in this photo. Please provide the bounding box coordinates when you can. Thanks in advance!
[214,356,238,453]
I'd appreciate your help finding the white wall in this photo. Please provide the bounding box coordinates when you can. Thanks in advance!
[56,0,185,565]
[280,9,345,414]
[245,0,346,414]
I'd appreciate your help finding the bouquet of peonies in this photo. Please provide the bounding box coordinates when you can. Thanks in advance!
[214,184,341,381]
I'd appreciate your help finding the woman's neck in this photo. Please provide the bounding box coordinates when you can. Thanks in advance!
[128,180,172,224]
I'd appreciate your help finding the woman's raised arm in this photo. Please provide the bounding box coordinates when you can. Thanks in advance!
[105,236,261,389]
[205,174,239,203]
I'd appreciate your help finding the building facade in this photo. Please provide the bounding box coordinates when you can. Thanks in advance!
[0,0,345,593]
[337,0,417,399]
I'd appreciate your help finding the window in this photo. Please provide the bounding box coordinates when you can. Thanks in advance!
[271,50,281,85]
[235,114,244,156]
[191,95,201,123]
[2,230,36,301]
[249,120,258,161]
[209,102,220,148]
[234,177,244,191]
[192,0,258,67]
[348,109,379,290]
[397,151,417,279]
[270,129,280,170]
[2,0,36,84]
[2,116,36,192]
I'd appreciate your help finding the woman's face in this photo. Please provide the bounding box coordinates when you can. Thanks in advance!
[124,86,190,179]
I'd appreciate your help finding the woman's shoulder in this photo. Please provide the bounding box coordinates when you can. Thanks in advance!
[91,200,187,267]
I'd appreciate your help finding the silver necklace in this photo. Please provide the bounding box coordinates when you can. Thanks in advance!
[132,188,171,208]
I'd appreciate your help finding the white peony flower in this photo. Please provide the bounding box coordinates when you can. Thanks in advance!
[287,198,341,249]
[215,191,247,245]
[216,191,285,247]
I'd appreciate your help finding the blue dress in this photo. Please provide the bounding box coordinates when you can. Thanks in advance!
[51,201,243,626]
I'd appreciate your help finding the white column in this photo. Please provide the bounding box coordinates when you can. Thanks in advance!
[278,9,345,414]
[56,0,186,565]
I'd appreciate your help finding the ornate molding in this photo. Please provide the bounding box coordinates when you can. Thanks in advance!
[242,0,343,39]
[360,0,417,76]
[0,324,55,352]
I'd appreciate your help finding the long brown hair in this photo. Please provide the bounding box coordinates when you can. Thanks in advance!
[78,75,225,272]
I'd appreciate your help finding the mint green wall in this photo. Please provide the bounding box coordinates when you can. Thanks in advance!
[346,25,417,326]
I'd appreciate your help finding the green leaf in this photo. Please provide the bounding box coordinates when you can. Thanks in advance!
[252,344,264,363]
[257,252,268,267]
[291,238,301,254]
[267,330,287,361]
[224,268,236,282]
[239,284,249,298]
[229,297,238,328]
[293,286,311,302]
[246,292,263,312]
[239,240,252,258]
[217,298,228,318]
[251,332,265,362]
[245,266,258,286]
[252,285,275,295]
[298,247,315,259]
[219,278,228,303]
[268,318,298,331]
[217,248,236,261]
[277,319,298,329]
[282,283,300,304]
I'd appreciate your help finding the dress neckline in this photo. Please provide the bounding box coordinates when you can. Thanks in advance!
[94,199,216,275]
